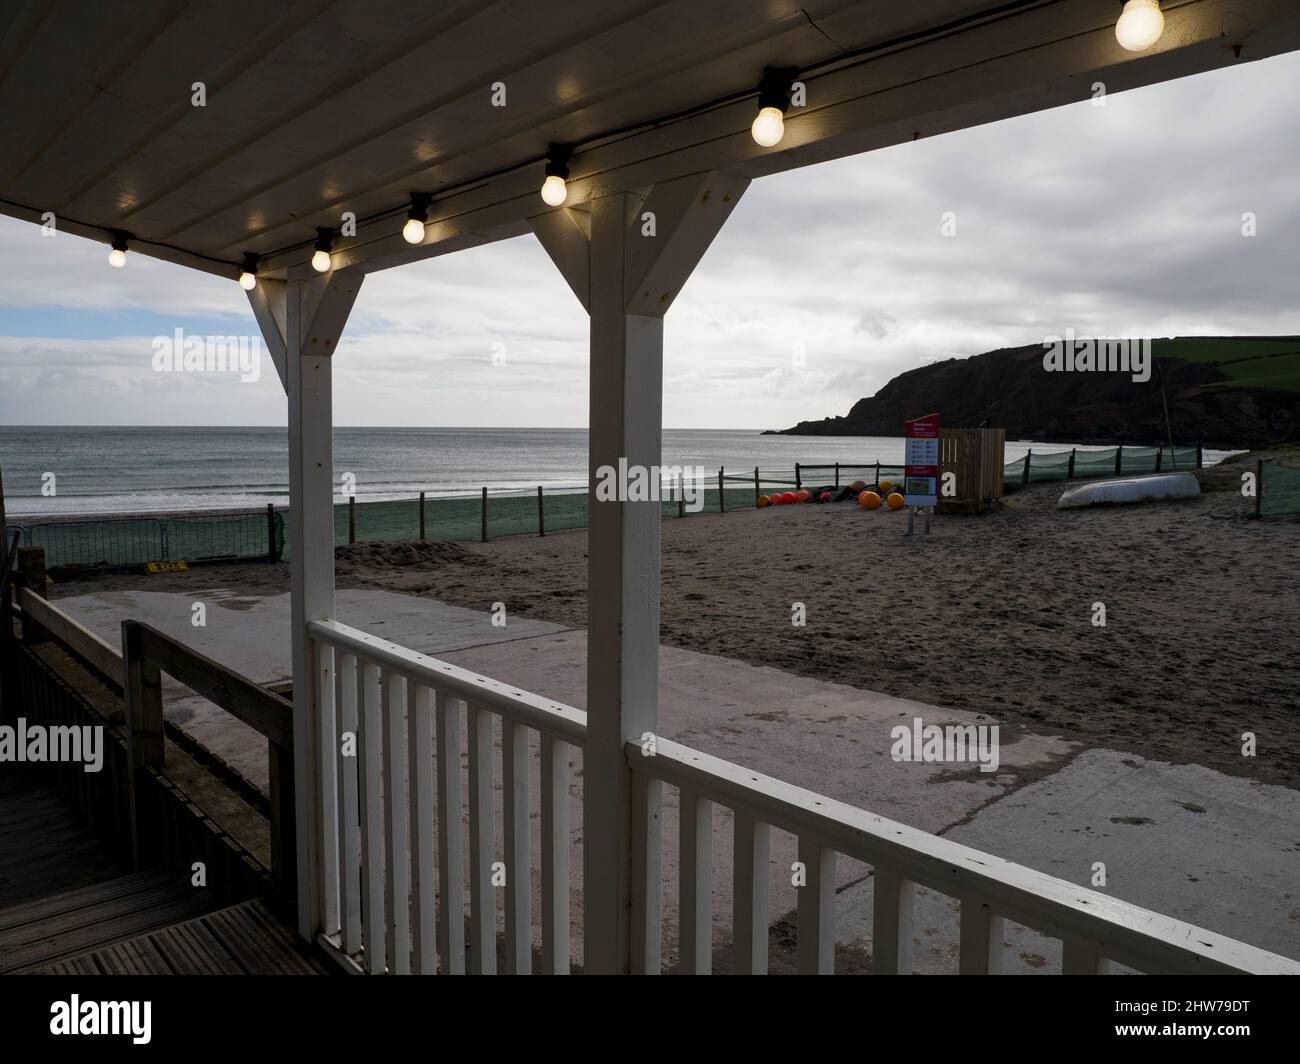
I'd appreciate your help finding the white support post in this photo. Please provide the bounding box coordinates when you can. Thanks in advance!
[251,270,362,940]
[530,172,747,973]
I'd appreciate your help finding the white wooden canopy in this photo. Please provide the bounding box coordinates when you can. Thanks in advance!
[2,0,1297,282]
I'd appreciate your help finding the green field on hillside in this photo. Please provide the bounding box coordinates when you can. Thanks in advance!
[1155,337,1300,393]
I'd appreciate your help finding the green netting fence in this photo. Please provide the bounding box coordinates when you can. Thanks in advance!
[1259,462,1300,517]
[18,509,283,570]
[15,446,1228,569]
[1002,446,1201,493]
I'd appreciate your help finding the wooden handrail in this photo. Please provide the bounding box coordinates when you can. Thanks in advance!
[124,620,293,750]
[17,585,122,686]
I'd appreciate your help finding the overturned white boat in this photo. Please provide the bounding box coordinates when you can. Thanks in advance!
[1057,472,1201,509]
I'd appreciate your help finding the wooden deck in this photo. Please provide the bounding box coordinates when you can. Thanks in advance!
[0,777,330,975]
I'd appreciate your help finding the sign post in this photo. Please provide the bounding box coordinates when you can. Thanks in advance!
[904,413,939,534]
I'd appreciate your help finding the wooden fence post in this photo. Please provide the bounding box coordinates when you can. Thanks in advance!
[122,621,164,867]
[266,503,277,562]
[481,487,488,542]
[1067,449,1076,479]
[795,463,801,491]
[419,492,426,541]
[268,738,298,923]
[1196,443,1204,469]
[1022,450,1032,487]
[1155,447,1163,473]
[753,467,760,507]
[1115,445,1123,476]
[348,495,356,544]
[875,460,881,487]
[537,486,545,536]
[718,467,725,513]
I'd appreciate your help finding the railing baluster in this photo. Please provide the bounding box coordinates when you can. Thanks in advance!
[337,652,361,955]
[539,733,570,974]
[959,898,1004,974]
[317,641,340,938]
[732,812,769,974]
[467,702,496,974]
[678,788,712,974]
[408,682,437,974]
[502,720,531,974]
[630,771,663,974]
[382,670,410,974]
[1062,940,1111,975]
[796,838,835,974]
[871,867,914,975]
[357,660,385,973]
[435,692,465,974]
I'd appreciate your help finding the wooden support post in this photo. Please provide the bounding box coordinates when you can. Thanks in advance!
[348,495,356,544]
[537,485,545,536]
[834,462,839,489]
[268,739,298,921]
[875,460,881,487]
[795,463,801,491]
[418,491,425,541]
[754,467,760,507]
[266,503,277,562]
[1067,449,1076,479]
[122,621,164,867]
[1021,450,1031,487]
[1115,444,1123,476]
[678,487,685,519]
[1196,442,1204,469]
[480,486,488,542]
[251,271,364,940]
[718,467,725,513]
[530,171,748,973]
[1155,447,1163,473]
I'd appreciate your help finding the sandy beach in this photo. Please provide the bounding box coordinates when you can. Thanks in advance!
[50,448,1300,790]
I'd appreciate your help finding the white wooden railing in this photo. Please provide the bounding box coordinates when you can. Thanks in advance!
[307,619,1299,975]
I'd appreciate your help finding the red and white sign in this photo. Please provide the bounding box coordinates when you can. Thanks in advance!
[904,413,939,507]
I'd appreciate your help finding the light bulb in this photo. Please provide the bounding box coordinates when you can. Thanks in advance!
[402,217,425,244]
[311,249,331,273]
[1116,0,1164,51]
[751,105,785,147]
[540,173,568,207]
[107,247,126,268]
[239,270,256,291]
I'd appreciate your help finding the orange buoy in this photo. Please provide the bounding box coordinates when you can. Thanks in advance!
[879,479,894,492]
[757,494,771,508]
[886,492,905,510]
[794,489,810,503]
[858,490,881,509]
[781,492,798,504]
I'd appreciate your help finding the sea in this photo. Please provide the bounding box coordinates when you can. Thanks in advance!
[0,426,1233,519]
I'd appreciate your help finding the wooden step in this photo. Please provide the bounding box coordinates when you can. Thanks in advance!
[36,899,333,975]
[0,868,216,973]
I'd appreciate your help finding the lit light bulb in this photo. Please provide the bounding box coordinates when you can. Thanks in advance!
[239,270,257,290]
[311,249,331,272]
[107,247,126,268]
[540,173,568,207]
[401,217,426,244]
[751,105,785,147]
[1116,0,1164,51]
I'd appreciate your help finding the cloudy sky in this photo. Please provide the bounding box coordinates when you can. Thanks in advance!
[1,50,1296,431]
